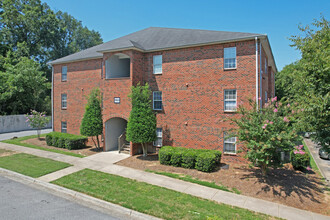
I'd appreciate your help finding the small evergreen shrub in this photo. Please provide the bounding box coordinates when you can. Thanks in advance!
[46,132,87,150]
[195,152,217,172]
[159,146,174,165]
[181,149,197,169]
[291,145,310,170]
[170,148,184,167]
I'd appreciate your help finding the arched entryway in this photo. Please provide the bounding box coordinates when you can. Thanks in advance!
[104,117,128,151]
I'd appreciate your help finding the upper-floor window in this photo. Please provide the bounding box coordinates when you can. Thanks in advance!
[265,91,268,103]
[264,58,267,74]
[224,47,236,69]
[153,55,162,74]
[61,121,67,133]
[224,132,236,154]
[61,94,67,109]
[153,128,163,147]
[62,66,67,81]
[224,89,237,111]
[153,91,162,110]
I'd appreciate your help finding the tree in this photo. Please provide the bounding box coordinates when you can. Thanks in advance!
[25,110,50,139]
[276,16,329,151]
[0,56,50,115]
[126,83,157,157]
[80,88,103,150]
[231,98,299,176]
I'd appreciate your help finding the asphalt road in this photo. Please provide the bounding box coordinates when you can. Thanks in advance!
[0,175,121,220]
[0,129,52,141]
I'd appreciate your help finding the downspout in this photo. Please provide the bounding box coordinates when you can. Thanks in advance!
[259,41,262,109]
[51,65,54,131]
[255,37,258,110]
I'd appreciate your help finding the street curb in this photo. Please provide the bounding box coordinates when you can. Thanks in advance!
[0,168,161,220]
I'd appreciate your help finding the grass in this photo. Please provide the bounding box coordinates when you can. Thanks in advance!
[2,134,85,158]
[0,153,71,177]
[0,149,12,154]
[52,169,275,220]
[146,169,241,194]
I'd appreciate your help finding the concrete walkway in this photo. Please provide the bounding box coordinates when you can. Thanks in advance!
[0,142,329,220]
[304,138,330,185]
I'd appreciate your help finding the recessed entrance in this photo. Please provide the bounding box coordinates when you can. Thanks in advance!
[104,117,127,151]
[105,53,130,79]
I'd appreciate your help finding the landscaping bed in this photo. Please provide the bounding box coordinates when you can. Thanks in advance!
[17,136,99,157]
[116,154,330,216]
[53,169,275,220]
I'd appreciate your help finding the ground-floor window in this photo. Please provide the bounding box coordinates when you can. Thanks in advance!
[224,132,236,154]
[61,121,67,133]
[153,128,162,147]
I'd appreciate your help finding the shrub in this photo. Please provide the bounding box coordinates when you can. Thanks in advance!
[181,149,197,169]
[291,145,310,170]
[195,152,217,172]
[45,132,87,150]
[170,148,184,167]
[159,146,173,165]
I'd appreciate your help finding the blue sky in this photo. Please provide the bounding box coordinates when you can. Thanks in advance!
[44,0,329,71]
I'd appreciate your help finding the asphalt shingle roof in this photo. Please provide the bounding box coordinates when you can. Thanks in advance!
[49,27,265,65]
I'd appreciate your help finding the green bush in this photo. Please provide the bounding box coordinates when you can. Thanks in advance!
[181,149,197,169]
[291,151,310,170]
[170,148,184,167]
[159,146,221,172]
[195,152,217,172]
[45,132,87,150]
[159,146,173,165]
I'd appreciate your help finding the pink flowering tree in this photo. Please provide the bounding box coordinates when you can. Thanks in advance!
[25,110,50,140]
[231,97,299,176]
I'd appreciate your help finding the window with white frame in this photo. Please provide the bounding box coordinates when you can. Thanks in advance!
[61,94,67,109]
[224,132,236,153]
[62,66,67,81]
[61,121,67,133]
[224,47,236,69]
[224,89,237,111]
[153,55,162,74]
[154,128,163,147]
[265,91,268,103]
[264,58,267,74]
[153,91,162,110]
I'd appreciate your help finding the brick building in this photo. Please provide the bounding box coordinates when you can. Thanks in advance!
[49,27,277,162]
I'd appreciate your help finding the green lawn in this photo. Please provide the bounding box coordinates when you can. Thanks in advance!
[53,169,275,220]
[2,134,85,158]
[303,140,322,177]
[146,169,241,194]
[0,153,71,177]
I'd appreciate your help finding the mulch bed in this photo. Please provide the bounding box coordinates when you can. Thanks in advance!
[23,137,100,156]
[116,154,330,216]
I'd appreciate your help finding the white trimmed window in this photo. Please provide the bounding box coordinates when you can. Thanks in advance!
[61,94,67,109]
[265,91,268,103]
[153,55,162,74]
[153,91,162,110]
[61,121,67,133]
[224,132,236,154]
[224,47,236,69]
[264,58,267,74]
[224,89,237,111]
[154,128,163,147]
[62,66,67,81]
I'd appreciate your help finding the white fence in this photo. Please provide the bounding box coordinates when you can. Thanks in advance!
[0,115,52,134]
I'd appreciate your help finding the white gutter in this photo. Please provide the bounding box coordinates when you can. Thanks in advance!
[255,37,258,109]
[259,41,262,109]
[51,66,54,131]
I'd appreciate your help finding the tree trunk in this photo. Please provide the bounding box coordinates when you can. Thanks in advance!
[96,135,100,150]
[261,163,267,176]
[37,128,41,140]
[91,136,97,149]
[141,143,147,157]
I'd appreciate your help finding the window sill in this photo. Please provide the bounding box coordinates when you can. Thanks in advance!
[224,110,237,113]
[61,108,67,110]
[61,80,67,82]
[153,109,162,111]
[153,72,162,75]
[105,77,131,80]
[224,152,237,156]
[224,68,237,71]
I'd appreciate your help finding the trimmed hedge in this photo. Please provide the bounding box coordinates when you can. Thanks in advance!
[46,132,87,150]
[291,151,310,170]
[159,146,221,172]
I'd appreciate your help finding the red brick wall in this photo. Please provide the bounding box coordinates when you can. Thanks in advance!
[52,39,275,163]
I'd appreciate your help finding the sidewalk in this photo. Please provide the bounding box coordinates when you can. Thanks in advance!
[304,138,330,185]
[0,142,329,220]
